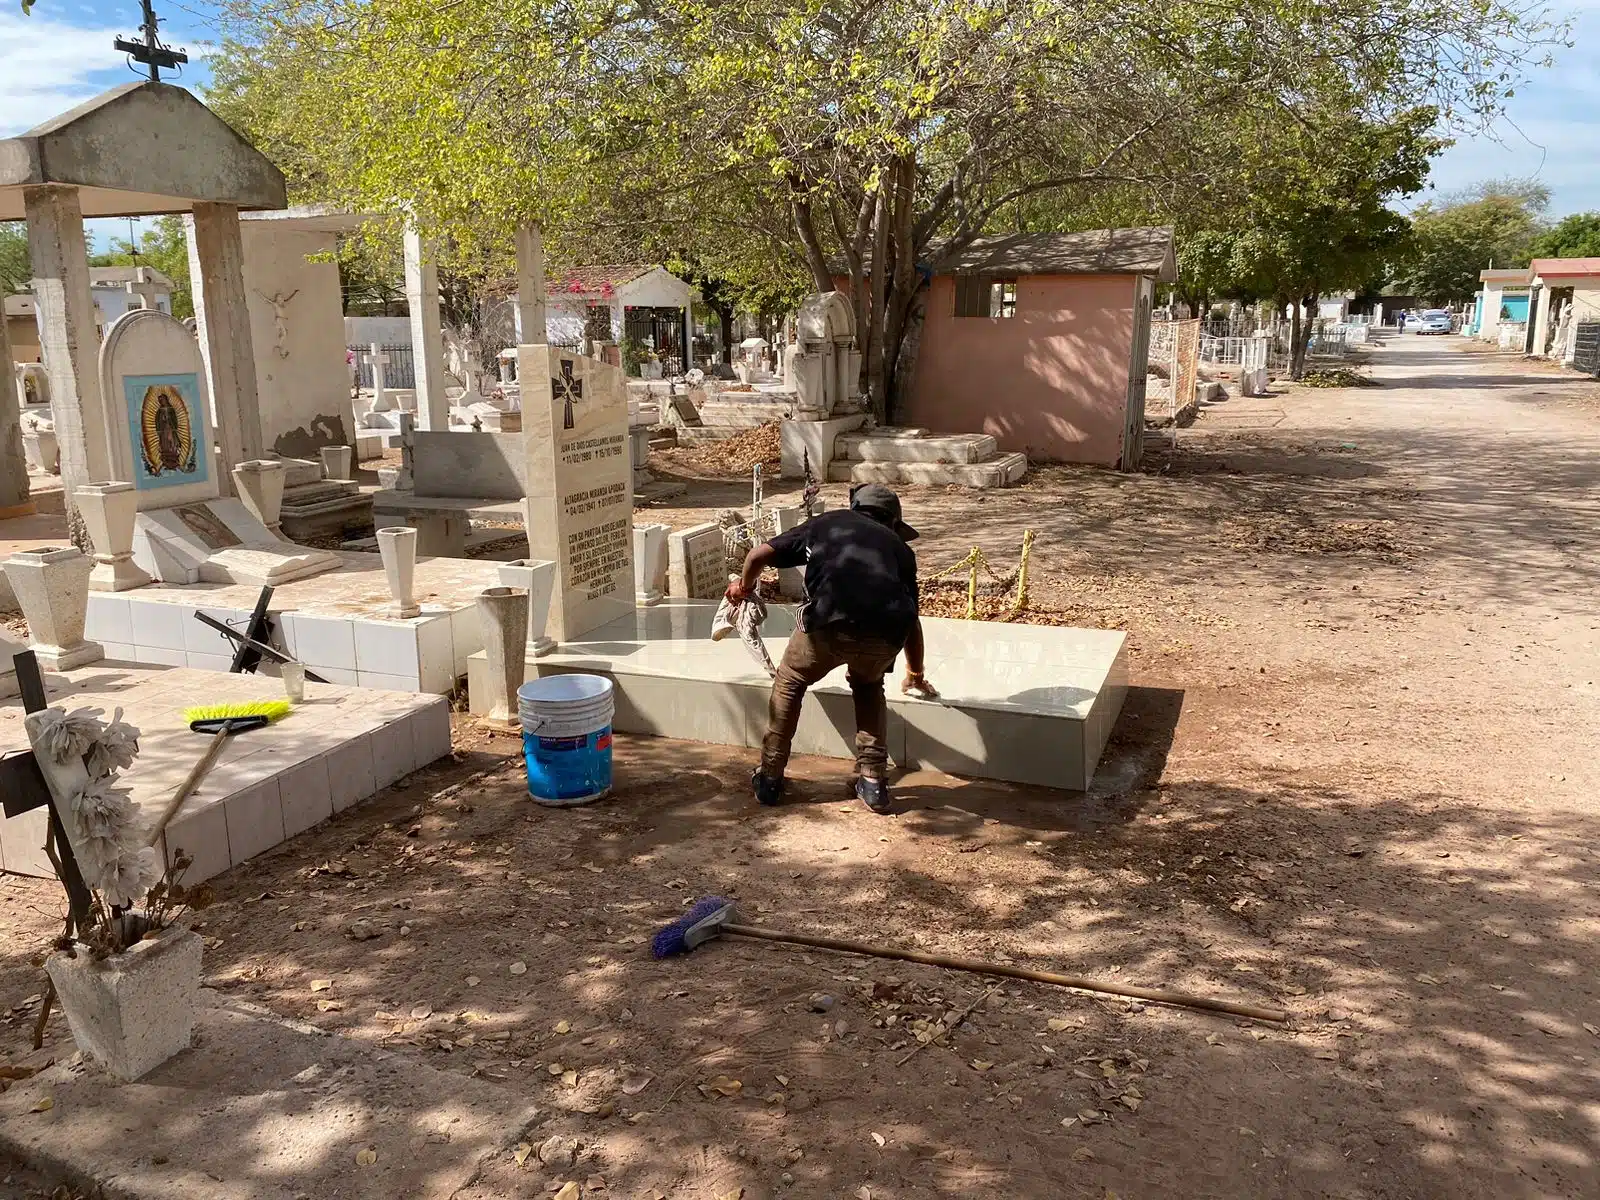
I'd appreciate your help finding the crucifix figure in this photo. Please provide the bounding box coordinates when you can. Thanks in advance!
[553,358,583,430]
[114,0,188,82]
[254,288,300,358]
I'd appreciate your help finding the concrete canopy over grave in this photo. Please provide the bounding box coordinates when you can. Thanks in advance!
[519,345,635,640]
[0,80,286,524]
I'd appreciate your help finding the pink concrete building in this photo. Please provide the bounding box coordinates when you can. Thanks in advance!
[901,227,1175,467]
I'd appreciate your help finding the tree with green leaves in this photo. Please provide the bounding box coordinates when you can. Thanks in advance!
[1528,212,1600,260]
[1,222,31,296]
[210,0,1564,413]
[1399,182,1547,303]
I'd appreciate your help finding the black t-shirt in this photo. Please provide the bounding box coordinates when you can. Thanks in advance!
[766,509,920,644]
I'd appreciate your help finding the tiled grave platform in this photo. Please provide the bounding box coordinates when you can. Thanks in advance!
[0,664,450,883]
[84,550,502,693]
[467,602,1127,790]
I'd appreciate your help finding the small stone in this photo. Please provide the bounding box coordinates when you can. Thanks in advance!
[345,920,380,942]
[780,1173,794,1186]
[808,993,835,1013]
[537,1134,580,1170]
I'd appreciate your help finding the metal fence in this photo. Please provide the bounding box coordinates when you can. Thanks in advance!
[1199,335,1269,369]
[1574,321,1600,376]
[348,344,417,390]
[1147,319,1201,437]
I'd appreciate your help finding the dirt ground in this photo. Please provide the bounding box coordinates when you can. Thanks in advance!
[3,334,1599,1198]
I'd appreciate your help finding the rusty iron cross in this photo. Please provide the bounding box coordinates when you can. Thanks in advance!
[115,0,188,83]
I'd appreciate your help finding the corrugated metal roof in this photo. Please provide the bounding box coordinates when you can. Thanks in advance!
[932,226,1176,280]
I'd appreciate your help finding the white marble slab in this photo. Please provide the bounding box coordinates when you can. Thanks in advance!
[0,665,451,882]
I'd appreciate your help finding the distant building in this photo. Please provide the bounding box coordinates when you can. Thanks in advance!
[1470,268,1531,342]
[888,227,1177,466]
[531,264,700,374]
[88,265,174,321]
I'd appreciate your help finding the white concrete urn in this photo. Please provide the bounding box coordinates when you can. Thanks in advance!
[46,927,203,1082]
[22,428,59,475]
[1,545,102,670]
[75,482,153,592]
[319,444,354,481]
[232,460,288,535]
[633,523,670,606]
[496,559,556,657]
[476,586,530,725]
[376,526,421,618]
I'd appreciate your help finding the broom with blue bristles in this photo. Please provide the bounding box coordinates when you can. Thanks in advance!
[144,700,292,848]
[654,897,1287,1023]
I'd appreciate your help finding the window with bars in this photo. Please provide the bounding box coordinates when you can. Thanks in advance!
[584,303,613,343]
[954,275,1018,318]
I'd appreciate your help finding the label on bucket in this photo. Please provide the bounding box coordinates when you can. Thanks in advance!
[523,725,614,805]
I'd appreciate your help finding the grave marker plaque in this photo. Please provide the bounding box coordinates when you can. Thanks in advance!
[668,520,727,599]
[520,345,635,640]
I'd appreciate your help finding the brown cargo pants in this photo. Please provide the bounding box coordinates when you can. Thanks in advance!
[760,625,903,781]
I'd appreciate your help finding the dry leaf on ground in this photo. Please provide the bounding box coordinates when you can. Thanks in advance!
[699,1075,743,1098]
[355,1147,378,1166]
[310,979,332,992]
[513,1142,532,1167]
[553,1183,580,1200]
[29,1097,52,1113]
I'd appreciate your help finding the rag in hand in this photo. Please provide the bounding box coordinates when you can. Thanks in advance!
[712,583,777,676]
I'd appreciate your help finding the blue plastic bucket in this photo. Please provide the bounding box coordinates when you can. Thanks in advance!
[518,674,615,806]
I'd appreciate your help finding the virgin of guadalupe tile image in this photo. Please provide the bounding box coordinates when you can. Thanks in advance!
[125,372,209,488]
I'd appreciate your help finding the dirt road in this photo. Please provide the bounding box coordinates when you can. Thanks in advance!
[2,334,1596,1199]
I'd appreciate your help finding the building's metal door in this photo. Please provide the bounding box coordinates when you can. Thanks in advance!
[1121,276,1155,470]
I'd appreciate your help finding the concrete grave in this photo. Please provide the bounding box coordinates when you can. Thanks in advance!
[668,520,728,599]
[98,308,340,587]
[520,345,635,641]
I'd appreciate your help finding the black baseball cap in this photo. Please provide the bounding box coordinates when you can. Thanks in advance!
[850,483,919,541]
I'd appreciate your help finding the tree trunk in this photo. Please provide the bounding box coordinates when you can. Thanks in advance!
[717,305,734,364]
[864,184,891,422]
[790,190,835,293]
[881,157,919,423]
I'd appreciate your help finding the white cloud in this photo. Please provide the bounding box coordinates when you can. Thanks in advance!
[0,10,214,138]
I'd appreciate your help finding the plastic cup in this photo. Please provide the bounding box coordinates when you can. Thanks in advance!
[281,662,306,702]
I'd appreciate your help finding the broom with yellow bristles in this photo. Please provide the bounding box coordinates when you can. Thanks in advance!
[145,701,292,848]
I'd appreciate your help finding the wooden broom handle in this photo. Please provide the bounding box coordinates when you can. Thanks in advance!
[145,726,231,848]
[722,923,1288,1023]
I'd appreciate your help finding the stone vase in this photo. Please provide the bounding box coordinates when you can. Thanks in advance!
[496,559,556,656]
[319,444,354,482]
[633,523,670,606]
[232,460,288,535]
[23,429,59,475]
[74,482,152,592]
[476,586,530,724]
[46,926,203,1082]
[376,526,421,618]
[2,546,102,670]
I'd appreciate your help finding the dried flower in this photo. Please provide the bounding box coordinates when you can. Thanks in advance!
[84,707,140,778]
[31,706,106,764]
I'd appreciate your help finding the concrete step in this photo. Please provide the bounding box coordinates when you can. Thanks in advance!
[827,451,1028,489]
[839,431,997,464]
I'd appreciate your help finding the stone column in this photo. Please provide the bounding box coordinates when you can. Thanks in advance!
[403,228,448,431]
[187,203,266,489]
[0,291,31,517]
[633,523,669,606]
[497,559,556,657]
[75,482,152,592]
[24,186,111,518]
[3,546,102,671]
[514,223,547,345]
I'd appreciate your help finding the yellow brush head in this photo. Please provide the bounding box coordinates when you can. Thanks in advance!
[183,700,292,725]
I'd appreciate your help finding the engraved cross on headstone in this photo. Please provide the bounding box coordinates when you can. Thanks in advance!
[553,358,583,430]
[114,0,188,83]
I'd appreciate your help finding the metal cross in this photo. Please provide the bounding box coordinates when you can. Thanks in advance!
[553,358,583,430]
[115,0,188,83]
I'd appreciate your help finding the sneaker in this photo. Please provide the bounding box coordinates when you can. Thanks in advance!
[856,776,892,814]
[752,770,784,807]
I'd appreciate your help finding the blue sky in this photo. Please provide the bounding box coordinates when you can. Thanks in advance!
[1,0,1597,233]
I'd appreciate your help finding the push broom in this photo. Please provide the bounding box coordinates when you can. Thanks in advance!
[653,897,1287,1024]
[145,701,292,848]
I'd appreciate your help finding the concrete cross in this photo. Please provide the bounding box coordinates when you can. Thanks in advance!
[123,266,164,311]
[368,342,392,411]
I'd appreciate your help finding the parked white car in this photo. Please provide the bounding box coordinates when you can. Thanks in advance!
[1416,310,1453,335]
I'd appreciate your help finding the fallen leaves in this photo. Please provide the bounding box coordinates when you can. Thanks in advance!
[621,1072,654,1095]
[970,1059,994,1073]
[355,1147,378,1166]
[698,1075,743,1098]
[1046,1018,1076,1032]
[1584,1023,1599,1038]
[553,1183,580,1200]
[870,1131,886,1148]
[29,1096,52,1113]
[310,979,332,993]
[554,1019,572,1035]
[513,1142,533,1167]
[410,1004,433,1021]
[316,999,343,1013]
